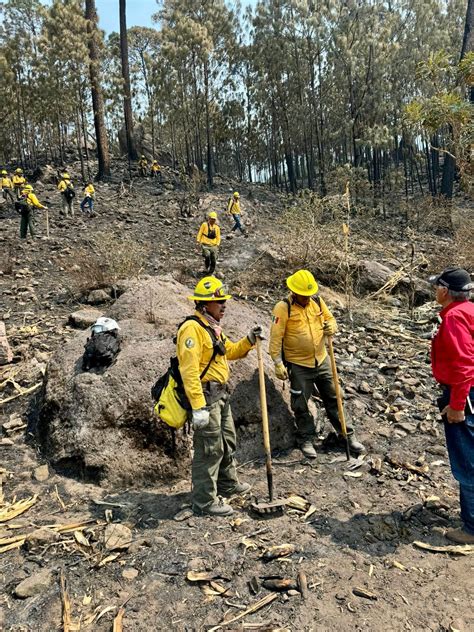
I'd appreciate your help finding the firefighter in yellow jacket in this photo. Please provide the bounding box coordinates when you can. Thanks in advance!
[227,191,245,234]
[151,160,162,181]
[269,269,365,459]
[138,155,148,177]
[1,170,15,203]
[12,168,26,200]
[196,211,221,274]
[57,173,75,216]
[177,277,262,516]
[16,184,47,239]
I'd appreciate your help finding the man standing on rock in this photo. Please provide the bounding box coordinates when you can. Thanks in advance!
[269,269,365,459]
[177,276,262,516]
[429,267,474,544]
[196,211,221,274]
[227,191,245,235]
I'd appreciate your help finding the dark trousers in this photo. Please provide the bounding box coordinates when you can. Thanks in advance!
[288,357,353,444]
[231,213,245,233]
[20,210,34,238]
[3,189,15,203]
[201,245,218,274]
[439,386,474,534]
[80,197,94,213]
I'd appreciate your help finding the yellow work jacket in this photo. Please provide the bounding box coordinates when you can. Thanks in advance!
[177,312,253,410]
[58,179,73,193]
[151,163,161,172]
[227,197,241,215]
[25,193,46,209]
[84,184,95,198]
[1,177,13,188]
[13,175,26,188]
[197,222,221,247]
[269,295,337,368]
[139,159,148,168]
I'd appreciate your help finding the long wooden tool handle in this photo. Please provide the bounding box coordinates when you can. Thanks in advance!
[256,337,273,501]
[46,209,50,238]
[327,336,351,460]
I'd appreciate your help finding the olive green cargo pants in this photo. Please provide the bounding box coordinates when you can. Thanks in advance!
[192,394,239,512]
[201,245,218,274]
[288,357,353,444]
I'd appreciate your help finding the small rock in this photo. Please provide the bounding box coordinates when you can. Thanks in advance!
[68,308,103,329]
[394,422,416,434]
[358,381,372,394]
[122,568,139,581]
[104,523,132,551]
[87,289,111,305]
[24,528,60,549]
[33,464,49,482]
[3,414,24,431]
[14,569,53,599]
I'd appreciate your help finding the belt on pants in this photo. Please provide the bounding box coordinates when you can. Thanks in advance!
[203,381,229,406]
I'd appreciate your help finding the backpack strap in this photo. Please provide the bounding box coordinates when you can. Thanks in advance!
[176,315,221,381]
[283,295,321,318]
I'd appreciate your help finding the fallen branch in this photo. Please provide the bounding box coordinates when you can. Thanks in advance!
[113,607,125,632]
[0,382,41,406]
[0,494,38,523]
[413,541,474,555]
[208,592,278,631]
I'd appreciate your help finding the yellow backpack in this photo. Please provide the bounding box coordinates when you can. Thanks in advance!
[154,374,188,429]
[151,317,221,429]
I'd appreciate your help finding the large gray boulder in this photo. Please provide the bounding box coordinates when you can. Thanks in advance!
[38,277,293,488]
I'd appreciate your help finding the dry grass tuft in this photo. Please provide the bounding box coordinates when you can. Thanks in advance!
[67,232,149,294]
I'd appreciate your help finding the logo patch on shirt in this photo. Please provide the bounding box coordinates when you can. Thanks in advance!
[185,338,195,349]
[271,315,280,324]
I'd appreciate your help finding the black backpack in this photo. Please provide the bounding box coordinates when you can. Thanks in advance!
[15,199,30,216]
[82,331,121,371]
[151,316,223,403]
[64,185,75,201]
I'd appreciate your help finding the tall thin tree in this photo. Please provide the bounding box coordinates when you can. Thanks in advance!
[119,0,138,161]
[85,0,111,178]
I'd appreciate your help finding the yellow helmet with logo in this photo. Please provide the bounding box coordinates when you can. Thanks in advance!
[233,191,240,198]
[286,269,319,296]
[15,167,23,174]
[208,211,218,219]
[188,276,232,302]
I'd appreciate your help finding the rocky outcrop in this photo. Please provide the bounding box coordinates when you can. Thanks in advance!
[38,276,294,488]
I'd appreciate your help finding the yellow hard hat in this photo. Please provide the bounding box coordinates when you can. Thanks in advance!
[63,173,70,180]
[208,211,218,219]
[188,276,232,302]
[233,191,240,198]
[15,168,23,173]
[286,269,319,296]
[22,184,33,192]
[1,170,7,175]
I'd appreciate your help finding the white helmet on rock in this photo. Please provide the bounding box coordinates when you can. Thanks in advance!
[91,317,120,334]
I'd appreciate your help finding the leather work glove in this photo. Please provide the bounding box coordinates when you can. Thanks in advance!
[192,408,210,430]
[247,325,264,345]
[274,360,288,381]
[323,320,338,336]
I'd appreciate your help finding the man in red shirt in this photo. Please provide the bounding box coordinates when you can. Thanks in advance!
[430,267,474,544]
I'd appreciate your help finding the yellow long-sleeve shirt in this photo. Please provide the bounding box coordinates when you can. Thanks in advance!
[25,193,46,209]
[177,312,253,410]
[84,184,95,198]
[58,179,73,193]
[13,175,26,188]
[1,177,13,188]
[269,295,337,368]
[151,163,161,172]
[227,197,241,215]
[197,222,221,247]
